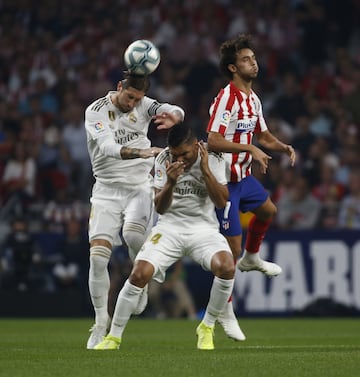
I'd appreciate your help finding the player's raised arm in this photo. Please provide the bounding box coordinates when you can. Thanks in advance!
[198,141,228,208]
[154,159,184,214]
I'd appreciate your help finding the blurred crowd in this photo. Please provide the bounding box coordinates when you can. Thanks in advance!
[0,0,360,294]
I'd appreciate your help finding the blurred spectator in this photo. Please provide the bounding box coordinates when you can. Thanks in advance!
[312,155,346,229]
[291,115,316,164]
[76,60,113,107]
[18,77,59,116]
[0,102,17,168]
[0,217,42,291]
[52,218,89,290]
[294,0,328,65]
[302,136,333,188]
[276,175,322,229]
[269,165,297,206]
[148,260,197,319]
[305,96,333,138]
[36,124,70,200]
[181,42,221,113]
[149,64,187,147]
[335,142,360,186]
[153,65,186,106]
[167,17,198,70]
[1,141,37,217]
[271,72,306,126]
[342,67,360,125]
[300,62,334,101]
[61,103,93,200]
[42,187,89,233]
[337,168,360,229]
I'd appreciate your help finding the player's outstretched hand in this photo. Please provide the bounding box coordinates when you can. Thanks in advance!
[251,145,272,174]
[198,141,209,173]
[153,112,181,130]
[165,160,184,185]
[285,145,296,166]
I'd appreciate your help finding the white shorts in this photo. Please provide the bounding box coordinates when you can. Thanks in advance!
[136,225,232,283]
[88,178,154,246]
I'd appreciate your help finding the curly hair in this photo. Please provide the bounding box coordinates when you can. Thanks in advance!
[219,34,255,79]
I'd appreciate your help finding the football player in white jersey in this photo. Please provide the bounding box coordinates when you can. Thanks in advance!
[207,34,296,339]
[94,122,243,351]
[85,73,184,349]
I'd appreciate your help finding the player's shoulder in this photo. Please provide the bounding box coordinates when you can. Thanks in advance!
[142,96,163,116]
[155,147,170,165]
[208,150,224,162]
[204,142,224,161]
[86,93,112,113]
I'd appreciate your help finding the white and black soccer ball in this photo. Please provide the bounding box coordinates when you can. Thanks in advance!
[124,39,161,75]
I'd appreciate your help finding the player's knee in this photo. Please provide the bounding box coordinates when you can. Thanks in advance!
[123,223,147,255]
[211,252,235,279]
[258,199,277,219]
[129,261,154,288]
[89,246,111,278]
[265,203,277,218]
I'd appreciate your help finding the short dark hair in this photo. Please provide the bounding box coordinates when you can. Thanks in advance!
[121,71,150,92]
[219,34,255,79]
[167,123,196,148]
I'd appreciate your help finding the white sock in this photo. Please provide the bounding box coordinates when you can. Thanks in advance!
[110,280,143,338]
[202,277,234,327]
[242,250,260,262]
[88,246,111,326]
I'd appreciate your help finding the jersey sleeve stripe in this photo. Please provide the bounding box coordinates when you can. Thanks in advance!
[156,149,170,164]
[207,88,225,132]
[91,97,109,112]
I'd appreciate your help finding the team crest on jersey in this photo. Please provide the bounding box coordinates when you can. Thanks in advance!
[94,122,105,132]
[221,110,231,123]
[128,112,137,124]
[108,111,115,121]
[222,219,230,230]
[155,169,163,179]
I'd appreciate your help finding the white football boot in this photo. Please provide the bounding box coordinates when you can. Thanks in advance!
[86,324,108,349]
[237,254,282,277]
[218,301,246,341]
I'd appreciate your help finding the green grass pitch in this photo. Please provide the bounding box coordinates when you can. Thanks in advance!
[0,318,359,377]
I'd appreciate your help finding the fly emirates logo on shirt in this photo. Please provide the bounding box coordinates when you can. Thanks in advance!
[235,119,257,133]
[114,128,139,145]
[174,180,207,198]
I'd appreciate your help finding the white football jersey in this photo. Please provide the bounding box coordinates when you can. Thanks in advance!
[85,91,184,186]
[154,147,227,231]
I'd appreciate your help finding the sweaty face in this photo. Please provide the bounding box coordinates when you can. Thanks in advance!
[233,48,259,81]
[170,140,199,171]
[115,87,145,113]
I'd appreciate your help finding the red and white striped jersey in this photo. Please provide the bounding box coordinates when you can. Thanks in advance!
[207,81,268,182]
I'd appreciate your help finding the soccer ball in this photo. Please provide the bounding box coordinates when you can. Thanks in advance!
[124,39,161,75]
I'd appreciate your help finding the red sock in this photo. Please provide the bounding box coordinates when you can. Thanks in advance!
[245,216,272,253]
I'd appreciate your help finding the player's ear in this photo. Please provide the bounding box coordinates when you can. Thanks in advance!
[228,64,237,73]
[117,81,123,91]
